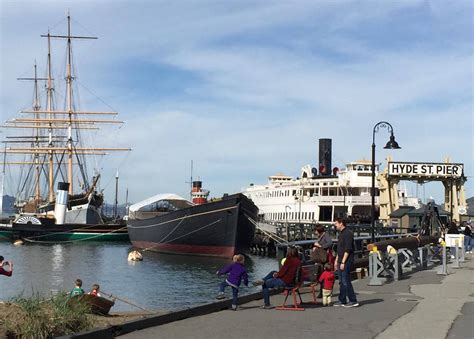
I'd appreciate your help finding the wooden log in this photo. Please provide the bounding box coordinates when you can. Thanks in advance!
[367,235,439,252]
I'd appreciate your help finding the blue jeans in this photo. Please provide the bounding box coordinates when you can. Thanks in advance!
[464,236,472,252]
[338,259,357,304]
[261,270,286,306]
[219,280,239,306]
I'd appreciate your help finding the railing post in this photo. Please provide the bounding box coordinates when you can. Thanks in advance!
[453,239,460,269]
[437,242,449,275]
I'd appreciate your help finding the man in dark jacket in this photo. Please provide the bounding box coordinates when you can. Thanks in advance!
[334,218,358,307]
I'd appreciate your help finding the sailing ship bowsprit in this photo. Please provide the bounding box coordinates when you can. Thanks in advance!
[0,14,131,242]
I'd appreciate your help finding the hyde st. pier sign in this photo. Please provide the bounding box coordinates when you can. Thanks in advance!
[388,162,464,179]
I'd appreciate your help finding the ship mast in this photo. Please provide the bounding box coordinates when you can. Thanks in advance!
[46,30,55,202]
[17,63,48,206]
[1,13,131,207]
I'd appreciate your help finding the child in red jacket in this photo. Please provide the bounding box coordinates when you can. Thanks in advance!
[319,263,335,306]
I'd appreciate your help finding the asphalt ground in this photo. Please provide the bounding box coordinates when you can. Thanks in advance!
[121,253,473,339]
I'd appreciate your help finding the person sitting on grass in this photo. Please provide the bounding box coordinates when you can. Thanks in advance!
[216,254,248,311]
[253,246,302,309]
[0,256,13,277]
[88,283,101,297]
[318,263,335,306]
[69,279,85,297]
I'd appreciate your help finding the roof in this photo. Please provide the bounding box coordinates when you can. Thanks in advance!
[407,203,450,217]
[129,193,189,212]
[390,206,415,218]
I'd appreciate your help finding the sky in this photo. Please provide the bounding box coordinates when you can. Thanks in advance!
[1,0,473,206]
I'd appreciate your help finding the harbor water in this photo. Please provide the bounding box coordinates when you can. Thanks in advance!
[0,242,277,312]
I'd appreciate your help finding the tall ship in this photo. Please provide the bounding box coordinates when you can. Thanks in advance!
[243,138,419,226]
[127,181,258,258]
[0,14,130,241]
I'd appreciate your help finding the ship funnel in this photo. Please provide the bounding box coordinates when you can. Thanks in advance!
[318,138,332,176]
[191,181,209,205]
[54,182,69,224]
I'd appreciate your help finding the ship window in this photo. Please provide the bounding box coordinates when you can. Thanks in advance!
[292,190,296,196]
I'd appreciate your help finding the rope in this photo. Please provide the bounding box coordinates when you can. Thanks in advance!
[128,205,237,229]
[22,225,127,244]
[245,215,287,245]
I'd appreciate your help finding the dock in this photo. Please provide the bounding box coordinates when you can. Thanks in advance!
[68,253,473,339]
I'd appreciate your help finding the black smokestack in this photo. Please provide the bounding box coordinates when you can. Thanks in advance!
[318,138,332,175]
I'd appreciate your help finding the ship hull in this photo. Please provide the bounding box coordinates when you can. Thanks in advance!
[0,222,128,242]
[127,193,258,258]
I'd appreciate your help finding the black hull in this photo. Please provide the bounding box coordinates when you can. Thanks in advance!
[127,193,258,257]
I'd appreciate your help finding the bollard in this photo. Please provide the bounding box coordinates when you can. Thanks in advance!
[389,253,401,281]
[418,246,428,269]
[437,242,449,275]
[453,239,460,269]
[368,252,385,286]
[460,240,466,263]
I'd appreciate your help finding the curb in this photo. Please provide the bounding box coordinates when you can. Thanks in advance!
[57,290,278,338]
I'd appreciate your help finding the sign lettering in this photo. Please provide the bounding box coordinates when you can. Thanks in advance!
[388,162,463,178]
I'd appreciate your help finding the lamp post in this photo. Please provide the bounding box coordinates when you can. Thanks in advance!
[371,121,401,244]
[285,205,291,241]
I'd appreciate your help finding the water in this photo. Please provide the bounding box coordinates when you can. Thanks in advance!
[0,242,277,312]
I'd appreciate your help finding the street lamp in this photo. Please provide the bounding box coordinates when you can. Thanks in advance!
[285,205,292,241]
[371,121,401,244]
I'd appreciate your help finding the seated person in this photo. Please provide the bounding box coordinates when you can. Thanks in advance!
[0,256,13,277]
[253,247,302,309]
[69,279,85,297]
[88,283,101,297]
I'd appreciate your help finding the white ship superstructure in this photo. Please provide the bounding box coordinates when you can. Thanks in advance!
[243,139,419,225]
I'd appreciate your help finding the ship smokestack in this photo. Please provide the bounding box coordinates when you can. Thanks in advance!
[191,181,209,205]
[318,138,332,176]
[54,182,69,224]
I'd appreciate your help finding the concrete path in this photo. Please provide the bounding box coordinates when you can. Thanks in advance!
[122,255,473,339]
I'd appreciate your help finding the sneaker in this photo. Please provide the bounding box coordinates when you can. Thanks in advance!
[342,302,359,308]
[260,305,273,310]
[252,280,264,286]
[333,302,345,307]
[450,255,455,259]
[231,304,238,311]
[216,293,225,300]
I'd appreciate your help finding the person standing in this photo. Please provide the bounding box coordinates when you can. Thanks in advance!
[463,221,472,254]
[0,256,13,277]
[334,218,358,308]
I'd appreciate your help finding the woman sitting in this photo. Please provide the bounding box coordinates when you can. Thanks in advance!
[253,247,302,309]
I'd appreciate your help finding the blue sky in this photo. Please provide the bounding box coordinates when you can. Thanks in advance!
[1,1,473,206]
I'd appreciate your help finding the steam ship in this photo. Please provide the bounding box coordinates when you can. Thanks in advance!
[243,138,419,226]
[0,14,130,242]
[127,181,258,258]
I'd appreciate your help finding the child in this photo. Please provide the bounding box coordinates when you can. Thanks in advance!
[318,263,335,306]
[216,254,248,311]
[0,256,13,277]
[89,283,101,297]
[70,279,85,297]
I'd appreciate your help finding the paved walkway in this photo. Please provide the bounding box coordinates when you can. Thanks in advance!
[122,255,473,339]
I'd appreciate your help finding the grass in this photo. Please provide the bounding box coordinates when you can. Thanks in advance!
[2,292,93,338]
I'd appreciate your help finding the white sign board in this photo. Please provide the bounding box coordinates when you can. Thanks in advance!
[388,162,464,178]
[445,234,464,247]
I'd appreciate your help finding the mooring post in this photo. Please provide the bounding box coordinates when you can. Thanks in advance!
[453,239,460,269]
[437,242,449,275]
